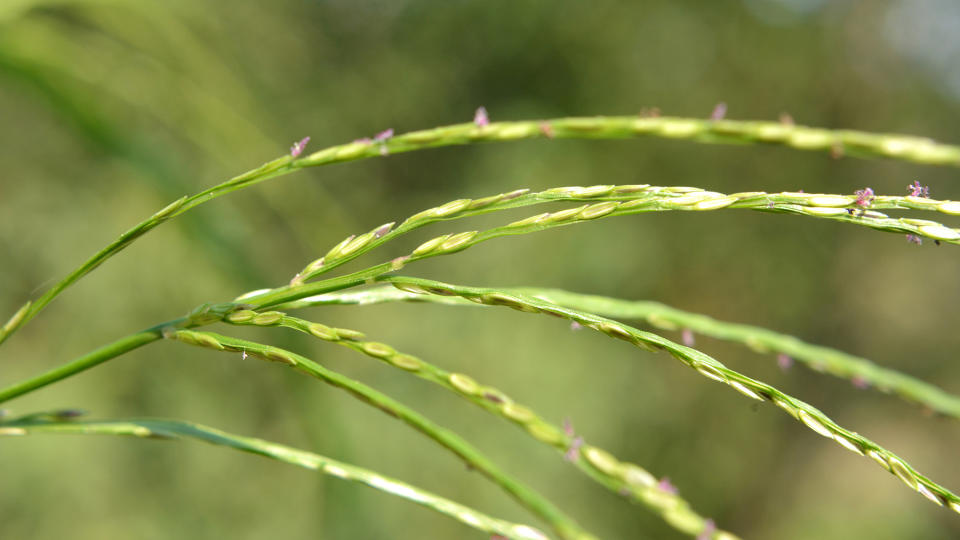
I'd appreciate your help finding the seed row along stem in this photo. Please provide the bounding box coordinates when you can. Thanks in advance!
[279,285,960,423]
[290,183,960,286]
[165,329,595,540]
[7,113,959,347]
[376,275,960,514]
[240,184,960,310]
[0,415,546,540]
[222,309,737,540]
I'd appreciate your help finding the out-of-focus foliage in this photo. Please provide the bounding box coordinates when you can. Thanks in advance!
[2,1,960,538]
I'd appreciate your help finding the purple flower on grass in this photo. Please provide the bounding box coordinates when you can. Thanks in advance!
[570,321,583,331]
[474,106,489,127]
[906,234,923,245]
[565,436,584,462]
[657,477,677,495]
[290,136,310,157]
[852,375,870,389]
[710,102,727,120]
[777,353,793,371]
[697,519,717,540]
[374,128,394,141]
[563,418,575,437]
[907,180,930,198]
[681,328,695,347]
[854,187,875,207]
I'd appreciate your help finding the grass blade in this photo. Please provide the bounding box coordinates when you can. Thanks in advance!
[0,415,549,540]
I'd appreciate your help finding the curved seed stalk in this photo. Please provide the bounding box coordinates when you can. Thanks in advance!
[0,416,548,540]
[243,185,960,309]
[223,310,737,540]
[7,113,960,346]
[376,275,960,515]
[165,329,595,540]
[283,285,960,422]
[291,183,960,286]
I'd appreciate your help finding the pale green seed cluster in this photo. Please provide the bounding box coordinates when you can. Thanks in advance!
[384,276,960,514]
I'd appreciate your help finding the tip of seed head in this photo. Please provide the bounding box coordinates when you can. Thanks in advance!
[474,106,489,127]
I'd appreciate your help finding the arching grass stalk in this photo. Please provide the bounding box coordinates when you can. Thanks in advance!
[222,310,737,540]
[5,113,959,346]
[165,329,595,540]
[280,285,960,422]
[242,184,960,310]
[375,275,960,514]
[0,414,548,540]
[291,183,960,286]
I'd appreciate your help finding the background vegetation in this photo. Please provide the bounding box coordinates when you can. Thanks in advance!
[2,1,959,538]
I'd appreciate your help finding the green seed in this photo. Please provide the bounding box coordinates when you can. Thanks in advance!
[337,231,376,258]
[569,185,614,198]
[449,373,480,395]
[226,310,256,323]
[937,201,960,215]
[307,323,338,341]
[502,403,535,423]
[694,196,738,210]
[918,224,960,241]
[389,353,422,371]
[431,199,472,217]
[526,423,564,446]
[252,312,283,326]
[362,342,396,359]
[334,328,365,340]
[597,322,634,342]
[412,235,450,256]
[694,363,727,383]
[798,410,833,438]
[439,231,478,252]
[507,212,551,228]
[544,206,588,224]
[578,201,619,220]
[886,456,918,490]
[1,301,31,333]
[623,464,656,488]
[265,350,297,365]
[582,446,621,476]
[808,195,853,207]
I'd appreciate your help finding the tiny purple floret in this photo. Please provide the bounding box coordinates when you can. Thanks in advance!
[657,477,678,495]
[696,519,717,540]
[907,180,930,198]
[374,128,394,141]
[570,321,583,331]
[474,106,489,127]
[565,436,584,462]
[290,136,310,157]
[777,353,793,371]
[563,418,575,437]
[710,102,727,121]
[906,234,923,245]
[852,375,870,389]
[682,328,695,347]
[854,187,875,207]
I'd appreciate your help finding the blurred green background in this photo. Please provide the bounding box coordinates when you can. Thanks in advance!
[2,1,960,538]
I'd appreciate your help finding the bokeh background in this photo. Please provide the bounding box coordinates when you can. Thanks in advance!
[2,1,960,538]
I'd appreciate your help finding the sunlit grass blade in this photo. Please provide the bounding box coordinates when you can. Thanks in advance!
[375,275,960,514]
[0,415,549,540]
[222,310,737,539]
[165,329,595,540]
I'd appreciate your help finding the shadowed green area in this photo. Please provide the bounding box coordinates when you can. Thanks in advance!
[2,1,960,539]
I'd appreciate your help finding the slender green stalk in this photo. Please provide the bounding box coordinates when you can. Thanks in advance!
[166,329,595,540]
[281,285,960,422]
[0,324,172,405]
[222,309,737,539]
[0,415,548,540]
[376,275,960,514]
[6,113,959,346]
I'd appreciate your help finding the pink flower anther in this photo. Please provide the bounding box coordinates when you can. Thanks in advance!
[290,136,310,157]
[474,106,489,127]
